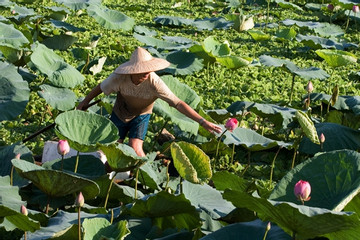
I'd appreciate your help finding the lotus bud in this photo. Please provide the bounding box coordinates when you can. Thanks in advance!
[266,222,271,231]
[327,4,334,11]
[306,81,313,93]
[320,133,325,143]
[75,192,84,207]
[225,118,239,132]
[57,140,70,156]
[20,205,28,216]
[353,5,359,13]
[11,10,16,14]
[294,180,311,202]
[15,153,21,159]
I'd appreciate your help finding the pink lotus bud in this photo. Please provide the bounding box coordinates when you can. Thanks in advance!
[266,222,271,231]
[75,192,84,207]
[15,153,21,159]
[57,140,70,156]
[11,10,16,14]
[327,4,334,11]
[306,81,313,93]
[20,205,28,216]
[353,5,359,13]
[225,118,238,131]
[320,133,325,143]
[294,180,311,202]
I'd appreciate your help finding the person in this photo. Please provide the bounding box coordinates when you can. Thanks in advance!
[77,47,222,156]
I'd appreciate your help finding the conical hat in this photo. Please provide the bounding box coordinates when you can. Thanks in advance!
[115,47,170,74]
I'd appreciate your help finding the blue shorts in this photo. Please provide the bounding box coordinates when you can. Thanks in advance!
[110,112,150,140]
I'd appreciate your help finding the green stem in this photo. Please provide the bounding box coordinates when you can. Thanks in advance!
[45,196,50,215]
[215,130,227,170]
[74,151,80,173]
[230,143,235,166]
[78,206,81,240]
[10,165,14,186]
[165,161,170,191]
[262,229,269,240]
[150,120,168,151]
[291,149,297,169]
[134,168,140,199]
[345,9,351,31]
[269,147,282,186]
[110,208,114,224]
[289,74,296,105]
[265,0,270,31]
[104,173,116,209]
[61,155,64,171]
[24,232,27,240]
[241,151,251,176]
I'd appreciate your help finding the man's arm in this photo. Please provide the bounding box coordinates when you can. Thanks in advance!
[77,84,103,110]
[175,101,222,134]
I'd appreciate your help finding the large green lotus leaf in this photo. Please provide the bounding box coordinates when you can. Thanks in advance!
[223,127,292,151]
[37,84,76,111]
[247,29,271,41]
[203,36,231,58]
[0,62,30,121]
[50,20,86,33]
[139,159,167,191]
[87,5,135,31]
[276,27,297,41]
[161,50,204,75]
[0,206,40,233]
[299,123,360,155]
[200,219,291,240]
[345,96,360,115]
[42,155,106,178]
[0,22,29,48]
[153,75,200,135]
[227,101,297,129]
[315,49,357,67]
[189,44,216,64]
[314,23,345,37]
[192,17,233,30]
[0,176,25,211]
[97,142,153,172]
[94,175,143,204]
[27,210,109,239]
[270,150,360,212]
[30,43,85,88]
[295,110,320,145]
[153,15,195,27]
[133,33,191,50]
[296,34,357,50]
[42,34,78,50]
[53,0,101,10]
[223,190,360,239]
[0,0,11,7]
[12,159,100,199]
[54,110,119,152]
[181,181,235,219]
[211,171,252,192]
[170,141,212,184]
[0,142,32,186]
[216,55,251,69]
[45,6,71,21]
[83,218,130,240]
[134,25,157,36]
[275,0,303,11]
[128,191,201,231]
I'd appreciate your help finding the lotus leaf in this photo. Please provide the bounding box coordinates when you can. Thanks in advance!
[203,36,231,58]
[83,218,130,240]
[0,206,40,232]
[50,19,86,32]
[53,0,101,11]
[160,50,204,75]
[223,190,360,239]
[270,150,360,212]
[0,62,30,121]
[170,141,212,184]
[42,34,78,50]
[134,25,157,36]
[0,22,29,49]
[276,27,297,41]
[54,110,119,152]
[153,15,194,27]
[87,4,135,31]
[216,55,251,69]
[248,29,271,41]
[299,123,360,155]
[12,159,100,199]
[37,84,76,111]
[133,33,190,50]
[128,191,201,231]
[275,0,303,11]
[315,49,357,67]
[296,34,358,50]
[192,17,233,30]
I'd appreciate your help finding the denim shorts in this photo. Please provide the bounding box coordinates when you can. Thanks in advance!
[110,112,150,140]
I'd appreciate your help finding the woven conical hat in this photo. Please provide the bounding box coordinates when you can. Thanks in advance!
[115,47,170,74]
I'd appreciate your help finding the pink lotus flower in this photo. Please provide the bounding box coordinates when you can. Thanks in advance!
[327,4,334,11]
[320,133,325,143]
[57,140,70,156]
[15,153,21,159]
[75,192,84,207]
[353,5,359,13]
[20,205,28,216]
[294,180,311,203]
[225,118,238,131]
[306,81,313,93]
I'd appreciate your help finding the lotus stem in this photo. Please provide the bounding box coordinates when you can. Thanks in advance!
[292,232,296,240]
[215,130,227,170]
[24,232,27,240]
[110,208,114,224]
[134,168,140,199]
[104,173,116,209]
[241,151,251,176]
[78,206,81,240]
[262,228,269,240]
[265,0,270,31]
[61,155,64,171]
[291,149,297,169]
[230,143,235,166]
[150,120,168,151]
[45,196,50,214]
[165,161,170,191]
[74,151,80,173]
[345,9,351,32]
[10,165,14,186]
[180,177,183,194]
[269,147,282,186]
[289,74,296,105]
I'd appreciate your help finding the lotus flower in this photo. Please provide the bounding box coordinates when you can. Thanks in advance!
[353,5,359,13]
[225,118,239,132]
[320,133,325,143]
[20,205,28,216]
[294,180,311,204]
[306,81,313,93]
[75,192,84,207]
[327,4,334,11]
[57,140,70,156]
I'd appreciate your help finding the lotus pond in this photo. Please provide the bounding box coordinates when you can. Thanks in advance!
[1,0,360,239]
